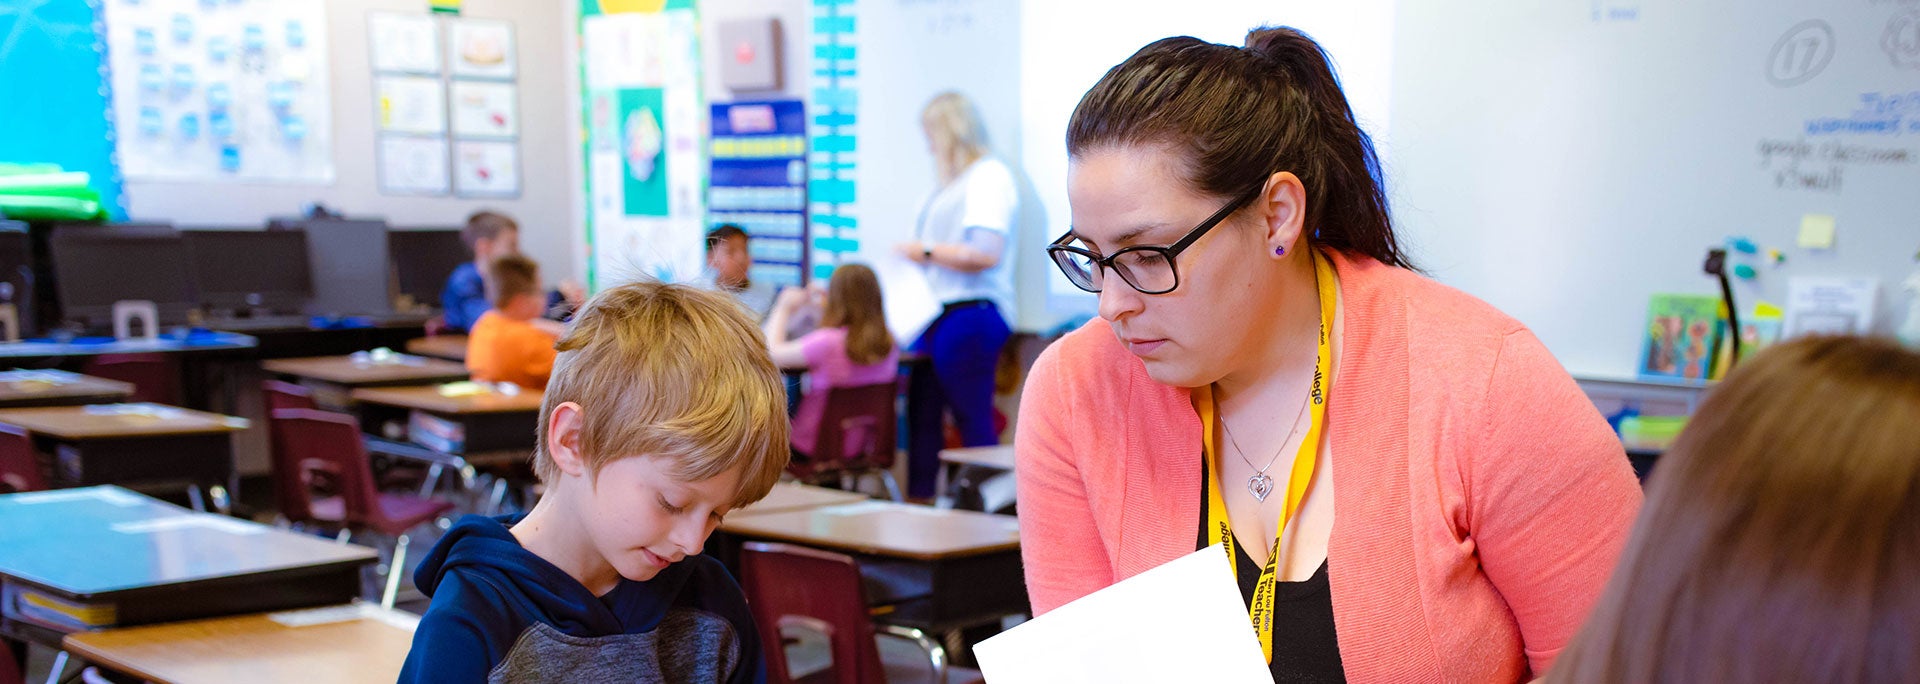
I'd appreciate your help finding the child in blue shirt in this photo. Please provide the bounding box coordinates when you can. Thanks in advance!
[400,281,792,683]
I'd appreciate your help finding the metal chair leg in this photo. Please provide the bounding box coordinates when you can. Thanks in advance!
[336,528,352,544]
[878,624,948,684]
[208,484,232,515]
[879,470,904,502]
[43,650,70,684]
[382,534,411,609]
[185,485,206,512]
[418,463,445,498]
[486,479,509,515]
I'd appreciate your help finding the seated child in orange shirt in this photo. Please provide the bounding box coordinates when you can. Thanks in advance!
[466,253,559,389]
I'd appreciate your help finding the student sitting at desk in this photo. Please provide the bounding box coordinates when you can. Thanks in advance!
[764,263,898,464]
[466,254,558,390]
[401,282,790,683]
[1550,336,1920,683]
[443,210,586,333]
[701,224,776,318]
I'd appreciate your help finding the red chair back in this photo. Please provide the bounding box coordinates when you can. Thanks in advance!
[798,381,897,479]
[269,409,380,528]
[262,379,318,413]
[0,423,44,494]
[82,353,179,405]
[739,542,886,684]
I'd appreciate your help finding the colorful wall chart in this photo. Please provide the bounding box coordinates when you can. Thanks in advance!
[103,0,333,182]
[0,0,125,218]
[579,0,705,289]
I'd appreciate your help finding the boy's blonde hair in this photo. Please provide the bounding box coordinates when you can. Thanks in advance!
[533,281,789,508]
[484,253,541,309]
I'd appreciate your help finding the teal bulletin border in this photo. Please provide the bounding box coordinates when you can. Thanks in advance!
[808,0,857,281]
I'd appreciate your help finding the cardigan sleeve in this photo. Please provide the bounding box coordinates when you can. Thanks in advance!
[1466,329,1643,677]
[1014,343,1116,616]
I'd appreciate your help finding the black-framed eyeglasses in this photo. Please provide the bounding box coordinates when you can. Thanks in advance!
[1047,184,1264,295]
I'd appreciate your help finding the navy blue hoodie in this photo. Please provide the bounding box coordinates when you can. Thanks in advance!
[397,514,765,683]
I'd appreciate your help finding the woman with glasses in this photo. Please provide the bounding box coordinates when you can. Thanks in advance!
[1016,28,1642,682]
[895,91,1019,500]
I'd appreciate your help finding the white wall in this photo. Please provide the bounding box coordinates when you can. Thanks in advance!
[698,0,812,104]
[123,0,582,289]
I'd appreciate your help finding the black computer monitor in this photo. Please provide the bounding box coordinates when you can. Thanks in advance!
[48,224,197,328]
[301,218,393,317]
[182,229,313,314]
[388,228,470,309]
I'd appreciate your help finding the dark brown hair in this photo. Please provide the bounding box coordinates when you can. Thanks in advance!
[706,223,748,253]
[463,210,519,248]
[819,263,892,366]
[1551,336,1920,683]
[1067,27,1410,269]
[484,253,540,309]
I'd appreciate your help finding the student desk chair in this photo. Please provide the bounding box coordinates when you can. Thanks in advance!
[61,604,417,684]
[0,403,247,513]
[718,500,1026,664]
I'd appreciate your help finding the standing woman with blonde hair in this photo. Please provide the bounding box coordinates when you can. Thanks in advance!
[897,91,1019,499]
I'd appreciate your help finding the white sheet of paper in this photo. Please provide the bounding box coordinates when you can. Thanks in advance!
[973,545,1271,683]
[872,252,942,346]
[1784,276,1879,338]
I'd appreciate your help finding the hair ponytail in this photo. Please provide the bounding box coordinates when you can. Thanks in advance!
[1068,26,1412,270]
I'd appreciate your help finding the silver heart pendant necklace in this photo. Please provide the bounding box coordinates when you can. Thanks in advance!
[1220,385,1313,503]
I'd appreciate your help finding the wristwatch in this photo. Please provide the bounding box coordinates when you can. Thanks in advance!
[922,245,934,260]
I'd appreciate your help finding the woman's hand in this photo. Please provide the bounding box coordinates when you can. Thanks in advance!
[896,241,932,264]
[773,286,810,315]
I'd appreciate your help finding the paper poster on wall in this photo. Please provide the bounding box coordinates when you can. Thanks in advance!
[453,140,520,198]
[618,87,669,217]
[580,7,705,289]
[449,81,518,138]
[104,0,333,182]
[376,75,447,135]
[368,12,440,75]
[448,18,515,80]
[376,136,450,195]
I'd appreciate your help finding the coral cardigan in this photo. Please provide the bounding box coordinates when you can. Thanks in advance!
[1014,251,1642,682]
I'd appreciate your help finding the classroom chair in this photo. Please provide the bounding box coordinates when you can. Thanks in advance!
[0,423,44,494]
[262,380,459,499]
[81,353,180,405]
[740,542,948,684]
[267,408,457,608]
[262,379,318,412]
[790,382,902,502]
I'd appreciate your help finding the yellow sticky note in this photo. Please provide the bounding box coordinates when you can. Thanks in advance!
[1798,214,1836,249]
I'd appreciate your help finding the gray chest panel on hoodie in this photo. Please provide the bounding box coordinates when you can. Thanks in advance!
[487,608,743,683]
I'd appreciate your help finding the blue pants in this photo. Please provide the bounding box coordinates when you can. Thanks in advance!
[907,301,1011,499]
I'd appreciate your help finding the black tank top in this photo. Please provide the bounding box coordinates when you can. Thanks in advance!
[1197,462,1347,683]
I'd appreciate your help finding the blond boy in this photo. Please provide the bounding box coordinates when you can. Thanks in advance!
[401,282,790,683]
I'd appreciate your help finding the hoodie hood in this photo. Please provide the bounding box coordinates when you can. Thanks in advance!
[413,513,697,636]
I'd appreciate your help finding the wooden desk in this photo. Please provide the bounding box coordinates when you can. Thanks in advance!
[262,354,470,388]
[734,482,870,517]
[719,501,1025,635]
[0,404,246,506]
[404,335,468,362]
[0,370,134,409]
[352,384,541,455]
[0,487,375,648]
[351,384,542,416]
[63,604,417,684]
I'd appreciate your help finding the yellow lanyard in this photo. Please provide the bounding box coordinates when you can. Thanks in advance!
[1198,250,1336,664]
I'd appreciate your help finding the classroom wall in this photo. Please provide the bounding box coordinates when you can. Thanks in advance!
[698,0,812,104]
[120,0,583,289]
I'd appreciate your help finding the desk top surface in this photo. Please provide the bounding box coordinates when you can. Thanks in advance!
[0,333,258,359]
[0,403,248,439]
[0,487,376,598]
[262,354,470,386]
[350,383,543,414]
[0,370,135,406]
[720,500,1020,560]
[403,335,468,362]
[63,603,417,684]
[733,482,871,517]
[938,444,1015,471]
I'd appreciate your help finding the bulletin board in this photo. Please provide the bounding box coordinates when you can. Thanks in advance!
[579,1,707,289]
[102,0,333,182]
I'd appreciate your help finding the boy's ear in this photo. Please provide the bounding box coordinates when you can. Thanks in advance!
[546,402,589,478]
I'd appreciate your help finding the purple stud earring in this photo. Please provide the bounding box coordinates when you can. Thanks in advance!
[1275,246,1287,256]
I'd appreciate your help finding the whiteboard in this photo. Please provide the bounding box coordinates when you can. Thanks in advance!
[1389,0,1920,379]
